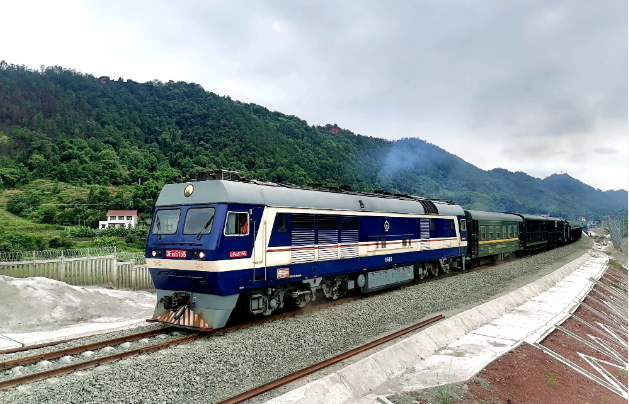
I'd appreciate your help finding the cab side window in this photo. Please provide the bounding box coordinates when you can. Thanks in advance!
[225,212,249,235]
[277,213,287,232]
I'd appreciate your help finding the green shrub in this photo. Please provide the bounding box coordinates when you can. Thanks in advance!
[94,236,117,247]
[62,226,98,238]
[6,191,42,216]
[0,232,48,252]
[48,237,75,249]
[101,226,131,237]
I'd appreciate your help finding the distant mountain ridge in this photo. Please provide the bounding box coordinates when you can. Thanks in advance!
[0,62,625,220]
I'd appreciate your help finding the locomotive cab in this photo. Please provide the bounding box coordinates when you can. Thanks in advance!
[146,202,264,330]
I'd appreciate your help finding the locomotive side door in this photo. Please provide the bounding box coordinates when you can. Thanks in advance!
[251,209,267,281]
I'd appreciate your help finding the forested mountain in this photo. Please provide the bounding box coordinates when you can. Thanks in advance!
[0,62,626,222]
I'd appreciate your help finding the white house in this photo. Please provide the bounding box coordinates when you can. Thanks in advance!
[99,210,139,229]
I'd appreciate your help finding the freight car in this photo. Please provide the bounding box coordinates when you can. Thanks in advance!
[145,170,579,330]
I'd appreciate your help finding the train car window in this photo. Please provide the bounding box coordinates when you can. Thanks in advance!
[489,226,493,239]
[502,226,506,239]
[277,213,287,232]
[430,218,435,230]
[225,212,249,236]
[460,219,466,232]
[480,226,486,240]
[183,207,216,235]
[152,209,180,235]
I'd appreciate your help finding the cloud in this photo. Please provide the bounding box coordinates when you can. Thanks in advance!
[593,147,619,155]
[0,0,626,190]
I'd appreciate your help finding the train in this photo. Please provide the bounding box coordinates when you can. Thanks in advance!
[145,170,582,330]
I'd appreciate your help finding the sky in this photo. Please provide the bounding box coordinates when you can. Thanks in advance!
[1,0,627,191]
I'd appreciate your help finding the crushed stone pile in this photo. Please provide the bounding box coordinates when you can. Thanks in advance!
[0,275,156,333]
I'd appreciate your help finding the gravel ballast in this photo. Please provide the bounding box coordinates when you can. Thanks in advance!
[1,237,592,404]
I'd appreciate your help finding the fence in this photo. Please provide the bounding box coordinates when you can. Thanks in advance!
[0,246,153,290]
[603,215,628,252]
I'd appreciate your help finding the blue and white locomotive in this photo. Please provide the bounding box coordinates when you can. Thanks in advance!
[146,171,467,330]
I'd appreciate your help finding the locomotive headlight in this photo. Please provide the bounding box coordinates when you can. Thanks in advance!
[184,184,194,197]
[198,251,206,259]
[151,250,158,257]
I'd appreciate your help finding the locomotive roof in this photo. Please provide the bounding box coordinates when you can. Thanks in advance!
[155,180,464,216]
[464,210,523,222]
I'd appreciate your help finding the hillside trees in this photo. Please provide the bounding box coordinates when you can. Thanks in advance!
[0,61,625,221]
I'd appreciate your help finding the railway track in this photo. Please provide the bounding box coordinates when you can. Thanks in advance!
[216,314,445,404]
[0,291,425,391]
[0,246,563,392]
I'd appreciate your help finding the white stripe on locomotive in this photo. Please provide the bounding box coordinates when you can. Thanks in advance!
[148,207,467,273]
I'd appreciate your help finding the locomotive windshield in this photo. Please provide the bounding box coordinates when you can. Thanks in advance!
[183,207,216,235]
[152,209,180,235]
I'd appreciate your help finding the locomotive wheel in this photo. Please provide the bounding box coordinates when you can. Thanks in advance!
[429,264,439,277]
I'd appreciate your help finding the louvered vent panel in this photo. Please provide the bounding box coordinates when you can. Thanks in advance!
[318,215,339,261]
[291,214,315,263]
[340,216,359,258]
[420,218,430,240]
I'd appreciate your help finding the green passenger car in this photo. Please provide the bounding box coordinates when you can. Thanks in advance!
[512,214,549,250]
[546,217,569,244]
[464,210,523,265]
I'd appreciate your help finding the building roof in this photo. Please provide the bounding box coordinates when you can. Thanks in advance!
[155,180,464,216]
[106,210,138,216]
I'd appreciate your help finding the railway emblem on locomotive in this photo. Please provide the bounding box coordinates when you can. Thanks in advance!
[384,220,390,232]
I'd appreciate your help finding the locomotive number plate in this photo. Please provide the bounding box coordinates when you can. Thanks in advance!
[230,251,247,258]
[165,250,187,258]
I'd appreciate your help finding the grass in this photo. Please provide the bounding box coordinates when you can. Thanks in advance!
[608,259,628,274]
[388,384,467,404]
[542,372,558,389]
[0,207,65,236]
[0,180,146,253]
[471,376,491,390]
